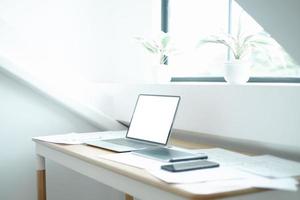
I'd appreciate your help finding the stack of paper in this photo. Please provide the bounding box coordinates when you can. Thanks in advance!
[147,167,251,184]
[237,155,300,178]
[175,177,298,195]
[192,148,252,167]
[33,131,126,144]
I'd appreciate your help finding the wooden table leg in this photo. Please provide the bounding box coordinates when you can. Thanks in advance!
[125,193,134,200]
[36,155,46,200]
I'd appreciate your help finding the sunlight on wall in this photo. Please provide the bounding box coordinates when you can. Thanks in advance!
[231,1,300,77]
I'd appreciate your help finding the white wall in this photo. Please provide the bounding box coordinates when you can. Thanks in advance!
[92,83,300,159]
[0,0,156,84]
[0,1,155,199]
[0,72,123,200]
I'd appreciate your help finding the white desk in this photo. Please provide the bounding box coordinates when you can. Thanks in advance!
[34,139,299,200]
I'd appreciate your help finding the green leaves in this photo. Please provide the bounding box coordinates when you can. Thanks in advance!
[142,41,159,54]
[134,31,178,61]
[161,34,170,49]
[197,28,275,61]
[197,34,240,59]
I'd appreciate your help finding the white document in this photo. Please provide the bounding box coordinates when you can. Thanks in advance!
[147,167,252,184]
[175,177,298,194]
[33,131,126,145]
[246,176,298,191]
[98,148,299,192]
[98,152,167,169]
[175,180,251,195]
[192,148,252,167]
[98,152,263,185]
[237,155,300,178]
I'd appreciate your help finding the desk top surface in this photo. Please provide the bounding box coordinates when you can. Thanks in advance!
[35,137,264,200]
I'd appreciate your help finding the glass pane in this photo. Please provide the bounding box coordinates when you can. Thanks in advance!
[232,1,300,77]
[169,0,228,77]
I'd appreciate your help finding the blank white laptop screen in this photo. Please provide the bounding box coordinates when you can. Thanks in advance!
[127,95,180,144]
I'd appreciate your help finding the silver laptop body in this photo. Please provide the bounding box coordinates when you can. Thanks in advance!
[86,94,180,152]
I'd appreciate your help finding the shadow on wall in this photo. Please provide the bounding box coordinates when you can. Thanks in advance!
[0,72,122,200]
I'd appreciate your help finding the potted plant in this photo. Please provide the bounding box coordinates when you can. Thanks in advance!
[134,31,178,82]
[197,23,275,84]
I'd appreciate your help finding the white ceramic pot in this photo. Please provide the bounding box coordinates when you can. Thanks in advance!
[153,64,171,83]
[224,60,251,84]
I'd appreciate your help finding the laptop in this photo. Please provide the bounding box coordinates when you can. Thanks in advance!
[86,94,180,152]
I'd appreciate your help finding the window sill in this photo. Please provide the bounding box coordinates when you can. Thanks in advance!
[171,77,300,84]
[157,81,300,88]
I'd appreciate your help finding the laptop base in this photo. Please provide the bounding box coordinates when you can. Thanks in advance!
[132,147,208,162]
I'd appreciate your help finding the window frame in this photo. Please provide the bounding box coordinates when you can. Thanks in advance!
[162,0,300,83]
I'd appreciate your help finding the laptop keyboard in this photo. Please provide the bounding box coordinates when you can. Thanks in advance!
[105,138,156,149]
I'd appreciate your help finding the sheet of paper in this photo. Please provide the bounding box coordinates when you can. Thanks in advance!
[98,147,299,192]
[175,177,298,194]
[147,167,253,184]
[246,177,298,191]
[191,148,252,167]
[33,131,126,144]
[237,155,300,178]
[175,180,251,195]
[98,152,167,169]
[98,151,254,185]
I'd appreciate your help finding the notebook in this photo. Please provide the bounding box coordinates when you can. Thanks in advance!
[86,94,180,152]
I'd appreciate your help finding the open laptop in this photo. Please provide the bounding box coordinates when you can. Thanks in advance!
[86,94,180,152]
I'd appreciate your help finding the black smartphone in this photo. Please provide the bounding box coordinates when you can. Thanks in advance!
[161,160,219,172]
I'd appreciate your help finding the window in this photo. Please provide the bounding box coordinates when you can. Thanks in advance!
[164,0,300,82]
